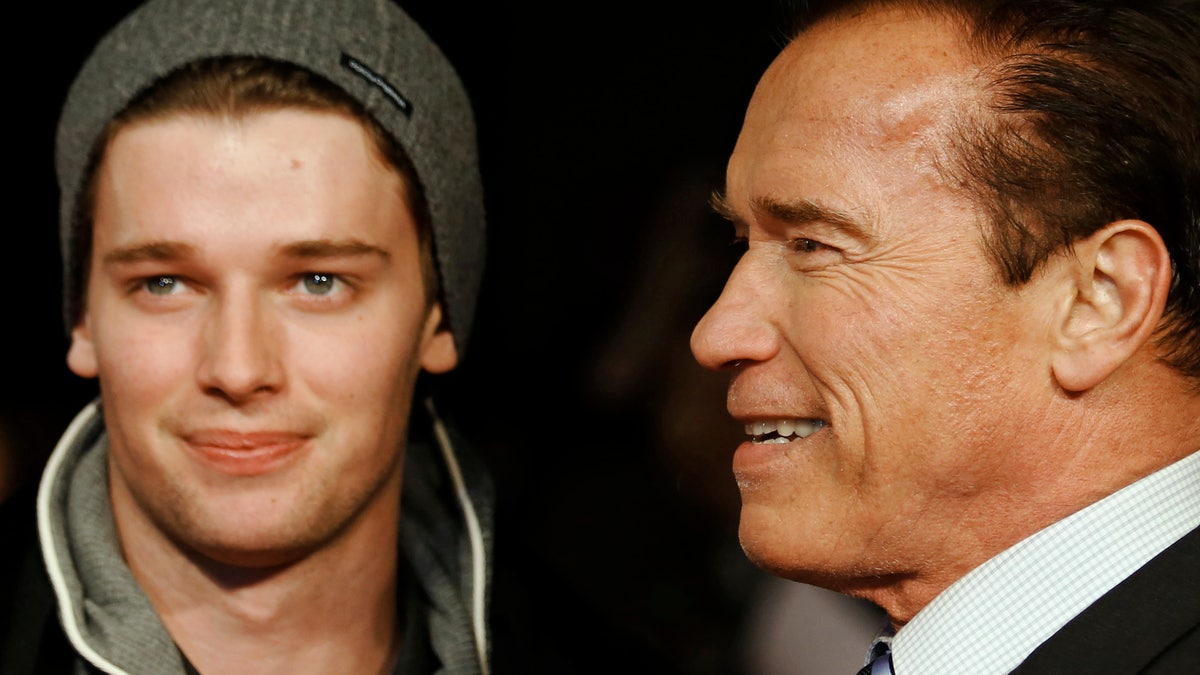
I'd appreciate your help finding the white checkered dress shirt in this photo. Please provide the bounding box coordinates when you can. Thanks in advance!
[888,449,1200,674]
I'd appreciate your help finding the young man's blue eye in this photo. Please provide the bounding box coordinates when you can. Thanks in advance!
[146,276,177,295]
[303,273,336,294]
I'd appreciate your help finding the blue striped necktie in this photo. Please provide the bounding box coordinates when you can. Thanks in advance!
[856,650,893,675]
[856,626,896,675]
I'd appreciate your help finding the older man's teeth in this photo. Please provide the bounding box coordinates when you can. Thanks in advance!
[744,419,825,443]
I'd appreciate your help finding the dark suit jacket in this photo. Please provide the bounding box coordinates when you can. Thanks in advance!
[1011,524,1200,673]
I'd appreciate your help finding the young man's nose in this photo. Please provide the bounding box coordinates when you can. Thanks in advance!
[196,295,284,402]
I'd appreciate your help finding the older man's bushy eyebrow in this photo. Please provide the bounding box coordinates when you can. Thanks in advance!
[711,190,872,241]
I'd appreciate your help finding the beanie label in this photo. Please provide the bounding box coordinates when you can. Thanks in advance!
[340,53,412,117]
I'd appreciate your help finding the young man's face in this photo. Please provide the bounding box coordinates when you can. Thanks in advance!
[690,9,1064,610]
[68,109,457,568]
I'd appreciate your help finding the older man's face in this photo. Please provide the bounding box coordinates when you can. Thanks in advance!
[691,8,1064,609]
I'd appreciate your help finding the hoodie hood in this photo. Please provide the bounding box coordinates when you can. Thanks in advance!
[36,397,494,675]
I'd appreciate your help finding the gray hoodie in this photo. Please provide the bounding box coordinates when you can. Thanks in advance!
[30,397,494,675]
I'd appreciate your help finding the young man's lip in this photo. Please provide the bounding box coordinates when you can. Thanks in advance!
[182,430,312,476]
[182,429,311,449]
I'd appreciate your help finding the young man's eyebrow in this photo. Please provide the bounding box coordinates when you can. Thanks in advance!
[101,239,392,266]
[280,238,391,261]
[102,241,196,266]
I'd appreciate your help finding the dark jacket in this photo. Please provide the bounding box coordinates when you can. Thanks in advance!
[0,397,495,675]
[1011,524,1200,674]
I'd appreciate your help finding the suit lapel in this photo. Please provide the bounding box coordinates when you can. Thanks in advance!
[1012,525,1200,674]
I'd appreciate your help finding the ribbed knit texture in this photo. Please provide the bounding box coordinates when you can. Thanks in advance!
[55,0,485,357]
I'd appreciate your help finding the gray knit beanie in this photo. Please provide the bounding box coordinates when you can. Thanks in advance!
[56,0,486,358]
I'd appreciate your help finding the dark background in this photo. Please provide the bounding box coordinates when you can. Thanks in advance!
[3,2,884,674]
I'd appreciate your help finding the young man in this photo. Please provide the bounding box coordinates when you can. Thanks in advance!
[1,0,494,673]
[691,0,1199,673]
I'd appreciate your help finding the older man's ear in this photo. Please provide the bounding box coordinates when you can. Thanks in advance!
[1049,220,1173,393]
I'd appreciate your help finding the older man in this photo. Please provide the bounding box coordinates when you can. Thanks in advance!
[691,0,1199,673]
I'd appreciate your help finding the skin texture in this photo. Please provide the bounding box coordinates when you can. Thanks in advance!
[690,7,1198,626]
[67,109,457,673]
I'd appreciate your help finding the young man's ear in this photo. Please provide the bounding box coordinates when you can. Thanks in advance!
[66,314,99,379]
[1049,220,1173,392]
[419,302,458,374]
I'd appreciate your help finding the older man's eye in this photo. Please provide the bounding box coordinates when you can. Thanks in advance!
[792,238,828,253]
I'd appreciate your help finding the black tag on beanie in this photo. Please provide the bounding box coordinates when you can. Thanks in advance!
[340,53,412,117]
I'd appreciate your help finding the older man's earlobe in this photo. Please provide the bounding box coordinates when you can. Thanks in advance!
[1050,220,1173,392]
